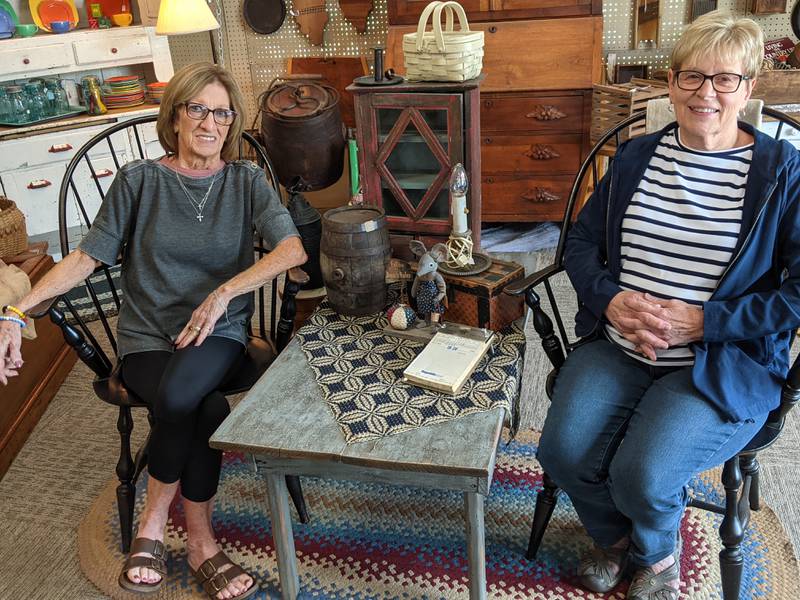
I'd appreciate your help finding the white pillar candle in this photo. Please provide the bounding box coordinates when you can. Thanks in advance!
[451,192,468,234]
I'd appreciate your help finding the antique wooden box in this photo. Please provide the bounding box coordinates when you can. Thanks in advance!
[442,259,525,331]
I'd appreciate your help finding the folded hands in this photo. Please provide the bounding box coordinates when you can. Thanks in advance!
[604,291,704,361]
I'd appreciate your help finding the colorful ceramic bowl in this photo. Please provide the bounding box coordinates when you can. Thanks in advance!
[15,22,37,36]
[110,12,131,26]
[49,19,70,32]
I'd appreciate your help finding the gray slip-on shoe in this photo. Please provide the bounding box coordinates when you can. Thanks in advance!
[578,544,629,593]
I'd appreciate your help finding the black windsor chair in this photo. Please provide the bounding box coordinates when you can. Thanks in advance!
[504,107,800,600]
[28,114,310,553]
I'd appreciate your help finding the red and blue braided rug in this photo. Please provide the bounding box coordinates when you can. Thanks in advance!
[78,431,798,599]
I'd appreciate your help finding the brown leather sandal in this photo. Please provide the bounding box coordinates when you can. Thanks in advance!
[191,551,258,600]
[118,537,167,594]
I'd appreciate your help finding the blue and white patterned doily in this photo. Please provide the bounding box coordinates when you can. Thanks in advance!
[296,300,525,443]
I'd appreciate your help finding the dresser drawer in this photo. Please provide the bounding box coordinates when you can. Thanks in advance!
[481,132,582,174]
[482,174,572,221]
[0,124,130,171]
[73,32,152,65]
[388,0,595,24]
[0,44,72,79]
[482,93,585,133]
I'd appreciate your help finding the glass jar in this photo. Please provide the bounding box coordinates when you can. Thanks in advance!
[45,79,69,114]
[80,75,107,115]
[6,85,28,124]
[24,82,47,121]
[0,88,11,123]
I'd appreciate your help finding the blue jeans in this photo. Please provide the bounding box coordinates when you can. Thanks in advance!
[537,339,767,566]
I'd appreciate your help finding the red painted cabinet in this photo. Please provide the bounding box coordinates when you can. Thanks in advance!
[348,79,482,248]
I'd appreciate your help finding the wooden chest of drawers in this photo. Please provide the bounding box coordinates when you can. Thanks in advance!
[481,90,591,221]
[386,15,602,222]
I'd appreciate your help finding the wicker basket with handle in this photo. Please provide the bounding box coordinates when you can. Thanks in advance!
[402,1,483,82]
[0,197,28,258]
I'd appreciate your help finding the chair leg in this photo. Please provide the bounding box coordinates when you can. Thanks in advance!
[286,475,309,523]
[739,452,760,511]
[115,406,136,553]
[526,472,561,560]
[719,456,745,600]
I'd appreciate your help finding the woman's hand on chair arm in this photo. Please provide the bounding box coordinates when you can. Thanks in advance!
[175,236,307,349]
[0,249,99,385]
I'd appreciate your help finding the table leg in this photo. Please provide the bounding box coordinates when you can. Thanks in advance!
[465,491,487,600]
[265,472,299,599]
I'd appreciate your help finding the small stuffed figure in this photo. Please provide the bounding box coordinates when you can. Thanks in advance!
[410,240,447,328]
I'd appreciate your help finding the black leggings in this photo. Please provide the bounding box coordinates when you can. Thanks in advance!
[121,337,244,502]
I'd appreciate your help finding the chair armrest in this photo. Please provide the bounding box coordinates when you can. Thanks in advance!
[42,303,113,379]
[287,266,310,287]
[503,262,567,372]
[504,263,565,296]
[275,270,307,353]
[769,352,800,427]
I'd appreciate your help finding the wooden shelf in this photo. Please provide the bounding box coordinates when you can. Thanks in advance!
[0,104,160,140]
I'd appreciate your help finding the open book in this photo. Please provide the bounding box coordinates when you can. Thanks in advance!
[403,331,494,394]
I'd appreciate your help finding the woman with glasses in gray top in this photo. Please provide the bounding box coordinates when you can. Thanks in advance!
[0,62,306,600]
[535,13,800,600]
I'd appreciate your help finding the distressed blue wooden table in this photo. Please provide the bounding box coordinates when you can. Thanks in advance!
[211,332,521,599]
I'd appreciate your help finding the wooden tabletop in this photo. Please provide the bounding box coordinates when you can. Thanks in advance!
[210,336,507,494]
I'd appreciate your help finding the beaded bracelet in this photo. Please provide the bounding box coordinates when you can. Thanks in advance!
[0,315,27,328]
[2,305,27,320]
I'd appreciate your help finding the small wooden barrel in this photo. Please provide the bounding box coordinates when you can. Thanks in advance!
[321,206,390,316]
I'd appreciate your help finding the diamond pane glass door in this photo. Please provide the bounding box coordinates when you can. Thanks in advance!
[367,92,463,236]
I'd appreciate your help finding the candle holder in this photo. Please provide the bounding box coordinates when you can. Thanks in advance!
[441,163,491,276]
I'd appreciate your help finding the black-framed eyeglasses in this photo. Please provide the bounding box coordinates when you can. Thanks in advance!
[183,102,237,126]
[674,70,751,93]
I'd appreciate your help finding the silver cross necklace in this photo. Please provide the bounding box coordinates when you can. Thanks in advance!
[175,168,220,222]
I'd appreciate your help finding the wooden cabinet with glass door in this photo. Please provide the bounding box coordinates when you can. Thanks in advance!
[348,79,481,254]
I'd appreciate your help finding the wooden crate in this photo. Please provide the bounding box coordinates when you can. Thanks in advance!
[753,69,800,105]
[441,259,525,331]
[591,78,669,146]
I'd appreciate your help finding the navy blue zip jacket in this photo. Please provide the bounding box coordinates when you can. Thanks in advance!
[565,121,800,422]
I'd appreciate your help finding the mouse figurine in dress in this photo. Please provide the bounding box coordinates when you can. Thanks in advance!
[410,240,447,328]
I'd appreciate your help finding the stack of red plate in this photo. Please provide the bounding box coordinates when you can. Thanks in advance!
[102,75,145,109]
[146,81,168,104]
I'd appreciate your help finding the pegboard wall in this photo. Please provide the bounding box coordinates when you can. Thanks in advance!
[166,0,798,117]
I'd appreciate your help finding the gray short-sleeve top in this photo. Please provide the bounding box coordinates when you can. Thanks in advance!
[78,159,299,357]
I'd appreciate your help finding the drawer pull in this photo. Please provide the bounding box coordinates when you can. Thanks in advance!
[27,179,52,190]
[526,105,567,121]
[522,188,560,203]
[484,100,493,108]
[525,144,560,160]
[111,47,118,54]
[48,143,73,153]
[488,26,497,33]
[93,169,114,179]
[23,58,30,65]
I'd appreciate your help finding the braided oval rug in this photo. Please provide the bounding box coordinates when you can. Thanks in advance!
[78,430,799,600]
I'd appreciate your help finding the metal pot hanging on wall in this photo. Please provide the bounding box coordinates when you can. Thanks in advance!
[259,78,346,192]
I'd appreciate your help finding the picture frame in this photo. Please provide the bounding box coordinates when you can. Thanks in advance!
[615,64,648,84]
[750,0,787,15]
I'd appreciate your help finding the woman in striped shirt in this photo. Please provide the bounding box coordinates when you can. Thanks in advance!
[536,12,800,600]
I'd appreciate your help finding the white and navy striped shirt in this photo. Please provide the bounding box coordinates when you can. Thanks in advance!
[605,129,753,365]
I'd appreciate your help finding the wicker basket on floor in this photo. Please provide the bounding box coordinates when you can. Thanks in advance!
[0,197,28,258]
[591,78,669,147]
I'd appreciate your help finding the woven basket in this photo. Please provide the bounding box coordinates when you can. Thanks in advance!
[0,197,28,258]
[402,1,484,82]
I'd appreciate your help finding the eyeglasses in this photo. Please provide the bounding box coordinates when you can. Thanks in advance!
[183,102,237,126]
[674,70,751,93]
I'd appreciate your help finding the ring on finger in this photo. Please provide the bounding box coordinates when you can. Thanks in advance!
[190,325,201,332]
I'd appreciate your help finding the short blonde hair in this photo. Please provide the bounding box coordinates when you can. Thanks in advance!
[671,11,763,79]
[156,62,246,162]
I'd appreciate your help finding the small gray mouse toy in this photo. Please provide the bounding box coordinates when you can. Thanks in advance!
[410,240,447,327]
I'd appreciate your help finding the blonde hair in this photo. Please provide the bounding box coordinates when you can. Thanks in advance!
[156,62,246,162]
[671,11,763,79]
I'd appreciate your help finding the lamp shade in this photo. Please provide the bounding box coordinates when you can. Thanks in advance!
[156,0,220,35]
